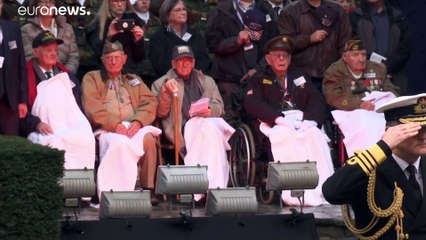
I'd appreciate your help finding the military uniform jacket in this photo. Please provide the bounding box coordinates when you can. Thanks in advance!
[244,66,325,127]
[323,58,399,111]
[323,141,426,239]
[81,70,157,132]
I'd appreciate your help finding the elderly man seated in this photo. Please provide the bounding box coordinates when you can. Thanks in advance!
[20,30,95,170]
[323,38,399,157]
[81,40,161,204]
[151,45,234,201]
[244,36,334,206]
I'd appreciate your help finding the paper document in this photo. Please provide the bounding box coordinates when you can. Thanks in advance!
[189,98,209,117]
[370,52,387,63]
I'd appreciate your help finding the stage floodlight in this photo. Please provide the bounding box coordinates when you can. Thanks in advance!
[266,161,319,209]
[59,168,96,199]
[155,165,209,195]
[206,187,258,216]
[155,165,209,211]
[100,190,152,219]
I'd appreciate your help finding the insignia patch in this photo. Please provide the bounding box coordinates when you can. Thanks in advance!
[262,79,273,85]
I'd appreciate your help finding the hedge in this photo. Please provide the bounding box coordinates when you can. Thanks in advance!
[0,136,64,240]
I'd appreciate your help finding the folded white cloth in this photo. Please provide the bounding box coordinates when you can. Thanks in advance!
[29,72,95,169]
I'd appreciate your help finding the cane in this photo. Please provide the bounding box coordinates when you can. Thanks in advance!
[173,91,179,166]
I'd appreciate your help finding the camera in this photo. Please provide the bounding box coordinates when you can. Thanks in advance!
[115,19,135,31]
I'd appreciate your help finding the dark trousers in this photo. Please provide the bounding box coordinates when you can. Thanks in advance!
[0,97,19,135]
[217,81,243,128]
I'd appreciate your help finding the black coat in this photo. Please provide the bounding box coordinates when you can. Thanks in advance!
[86,12,145,74]
[148,25,210,77]
[244,66,326,127]
[0,19,28,110]
[205,0,268,83]
[323,141,426,239]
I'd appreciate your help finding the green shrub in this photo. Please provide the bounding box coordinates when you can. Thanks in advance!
[0,136,64,240]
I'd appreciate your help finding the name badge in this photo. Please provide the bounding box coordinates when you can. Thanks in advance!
[182,32,192,42]
[8,40,17,50]
[265,14,272,22]
[364,72,376,78]
[262,79,272,85]
[293,76,306,87]
[129,78,141,87]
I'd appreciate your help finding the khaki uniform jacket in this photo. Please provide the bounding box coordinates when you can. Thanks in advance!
[81,70,158,132]
[323,59,399,110]
[151,69,224,149]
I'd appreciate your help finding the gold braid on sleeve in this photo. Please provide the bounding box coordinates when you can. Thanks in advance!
[341,171,407,240]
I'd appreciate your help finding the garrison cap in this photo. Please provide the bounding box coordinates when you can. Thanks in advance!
[102,40,124,55]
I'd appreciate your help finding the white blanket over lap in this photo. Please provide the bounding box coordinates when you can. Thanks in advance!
[28,72,95,170]
[184,117,235,201]
[332,91,396,157]
[96,125,162,198]
[260,122,334,206]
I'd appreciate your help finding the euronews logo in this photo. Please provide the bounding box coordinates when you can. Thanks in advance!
[18,6,91,16]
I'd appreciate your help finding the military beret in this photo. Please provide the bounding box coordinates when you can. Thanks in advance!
[344,37,365,52]
[376,93,426,125]
[32,30,64,48]
[263,35,293,55]
[102,40,124,55]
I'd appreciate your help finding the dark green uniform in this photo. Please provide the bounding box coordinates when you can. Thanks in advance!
[1,0,30,26]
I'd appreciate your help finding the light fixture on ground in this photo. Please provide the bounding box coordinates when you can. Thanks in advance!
[100,190,152,219]
[266,161,319,210]
[206,187,258,216]
[155,165,208,211]
[59,168,96,208]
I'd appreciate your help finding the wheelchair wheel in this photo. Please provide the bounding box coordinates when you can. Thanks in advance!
[256,162,275,204]
[228,123,256,187]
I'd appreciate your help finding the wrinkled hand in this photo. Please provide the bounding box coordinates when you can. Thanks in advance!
[36,122,53,135]
[163,78,179,94]
[310,30,328,43]
[127,121,141,138]
[359,101,375,111]
[18,103,28,119]
[107,18,123,38]
[115,123,128,135]
[299,120,317,131]
[382,123,421,149]
[237,31,251,46]
[131,25,144,42]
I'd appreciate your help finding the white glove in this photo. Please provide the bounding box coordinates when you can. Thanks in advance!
[282,109,303,122]
[298,120,317,132]
[275,116,298,130]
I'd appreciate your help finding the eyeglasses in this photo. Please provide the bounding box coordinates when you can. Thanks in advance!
[172,7,187,13]
[268,52,290,59]
[102,55,125,62]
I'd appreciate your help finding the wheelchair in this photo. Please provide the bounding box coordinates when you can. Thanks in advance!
[227,120,276,204]
[227,110,347,205]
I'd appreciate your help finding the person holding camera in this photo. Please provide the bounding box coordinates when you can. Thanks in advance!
[86,0,145,76]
